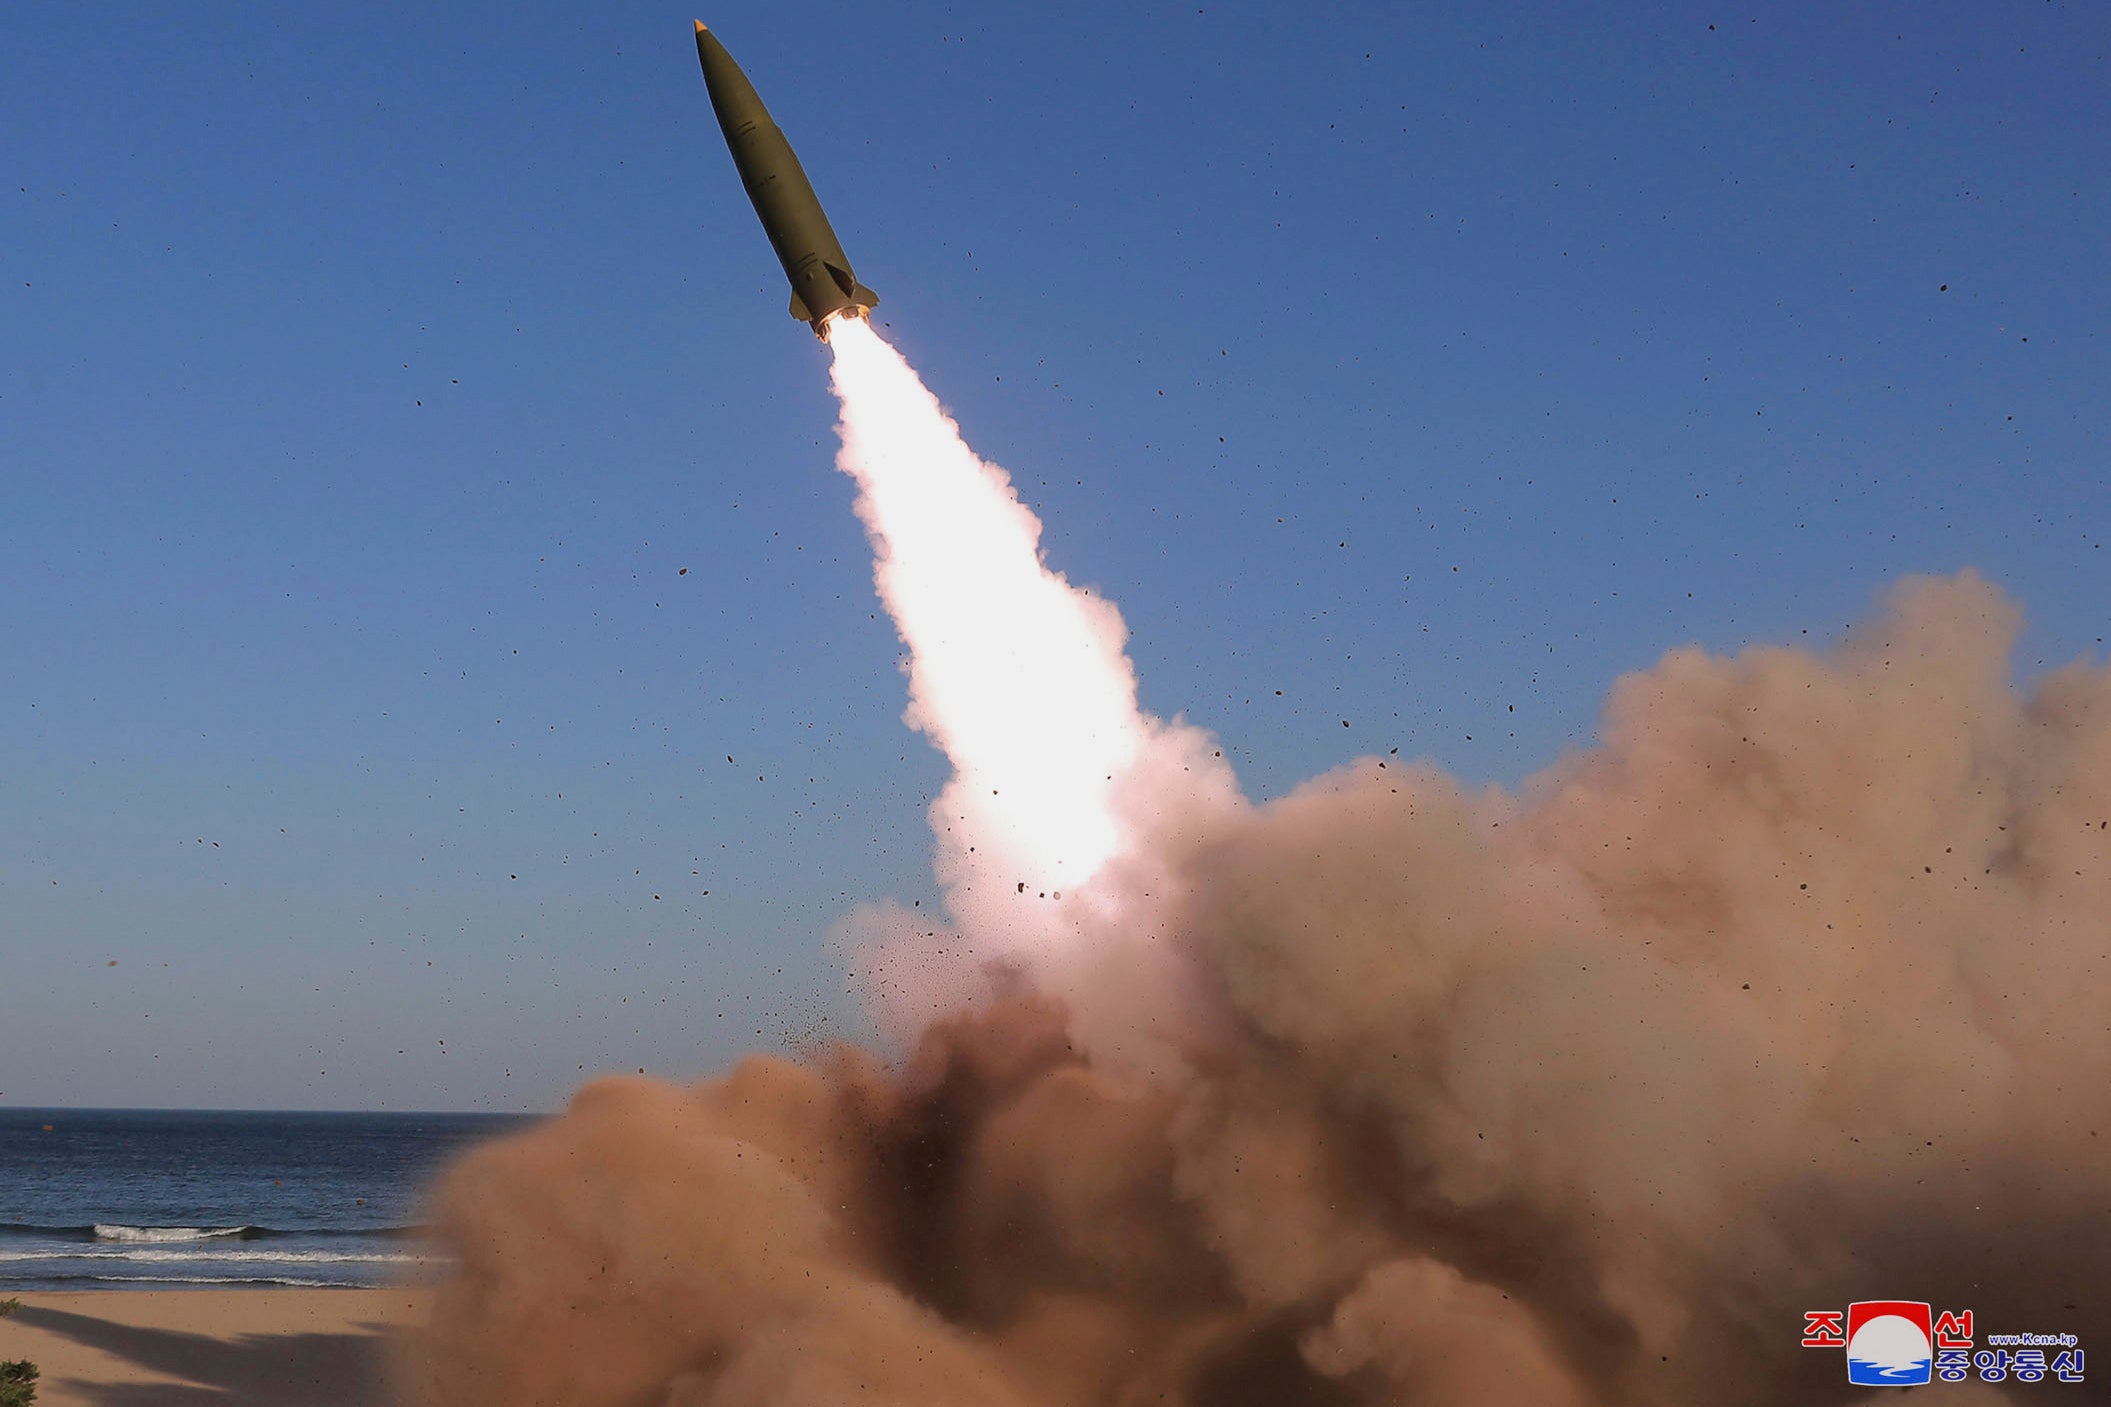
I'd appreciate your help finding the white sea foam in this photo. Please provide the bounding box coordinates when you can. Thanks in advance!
[2,1248,431,1265]
[77,1273,362,1288]
[91,1224,249,1243]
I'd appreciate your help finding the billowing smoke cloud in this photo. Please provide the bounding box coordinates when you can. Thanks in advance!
[402,321,2106,1404]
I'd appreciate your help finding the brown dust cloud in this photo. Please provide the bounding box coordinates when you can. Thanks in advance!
[400,323,2107,1406]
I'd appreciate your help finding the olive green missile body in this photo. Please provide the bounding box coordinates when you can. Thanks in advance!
[694,21,878,339]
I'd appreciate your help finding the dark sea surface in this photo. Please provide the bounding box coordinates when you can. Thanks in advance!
[0,1108,531,1290]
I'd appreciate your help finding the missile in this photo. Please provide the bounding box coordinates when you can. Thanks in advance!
[693,21,879,339]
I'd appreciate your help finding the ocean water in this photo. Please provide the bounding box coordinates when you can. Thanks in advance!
[0,1108,530,1290]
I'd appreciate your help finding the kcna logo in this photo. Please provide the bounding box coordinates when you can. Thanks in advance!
[1845,1303,1934,1386]
[1802,1302,2086,1387]
[1803,1302,1943,1387]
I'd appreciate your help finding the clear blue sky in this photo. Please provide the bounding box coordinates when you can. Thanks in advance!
[3,2,2104,1110]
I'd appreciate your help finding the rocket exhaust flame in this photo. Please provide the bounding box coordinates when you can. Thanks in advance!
[404,318,2111,1406]
[825,315,1194,917]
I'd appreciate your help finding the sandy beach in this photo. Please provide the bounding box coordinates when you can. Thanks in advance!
[0,1290,426,1407]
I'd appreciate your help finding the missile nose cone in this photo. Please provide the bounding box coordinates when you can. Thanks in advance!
[694,22,738,83]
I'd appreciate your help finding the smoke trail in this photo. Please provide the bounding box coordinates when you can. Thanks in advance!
[404,322,2108,1406]
[821,316,1237,1041]
[826,317,1217,910]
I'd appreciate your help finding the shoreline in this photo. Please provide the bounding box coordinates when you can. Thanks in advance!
[0,1288,426,1407]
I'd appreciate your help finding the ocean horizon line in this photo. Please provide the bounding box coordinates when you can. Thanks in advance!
[0,1104,544,1119]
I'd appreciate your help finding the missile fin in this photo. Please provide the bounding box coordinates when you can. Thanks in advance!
[789,290,812,322]
[852,283,880,309]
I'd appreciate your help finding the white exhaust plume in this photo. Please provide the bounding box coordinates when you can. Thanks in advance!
[824,314,1237,976]
[830,317,1149,902]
